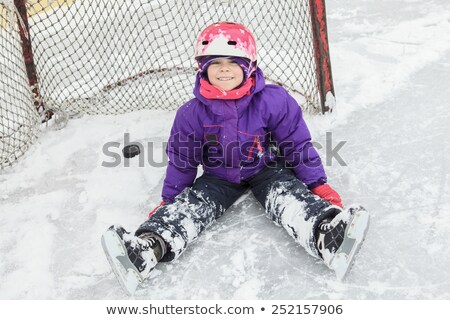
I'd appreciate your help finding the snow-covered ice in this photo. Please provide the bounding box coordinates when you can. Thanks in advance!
[1,0,450,299]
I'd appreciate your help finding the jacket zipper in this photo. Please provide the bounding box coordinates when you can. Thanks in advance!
[247,136,263,160]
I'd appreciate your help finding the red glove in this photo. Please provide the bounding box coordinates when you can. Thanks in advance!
[148,201,166,219]
[311,184,343,208]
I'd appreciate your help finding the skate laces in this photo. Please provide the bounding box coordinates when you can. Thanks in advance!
[139,233,166,261]
[146,238,156,247]
[139,233,159,248]
[138,236,155,249]
[320,209,351,232]
[318,219,333,232]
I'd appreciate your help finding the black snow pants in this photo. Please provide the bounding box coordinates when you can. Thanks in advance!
[135,163,339,262]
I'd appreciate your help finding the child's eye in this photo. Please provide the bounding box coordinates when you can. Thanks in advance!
[209,60,237,66]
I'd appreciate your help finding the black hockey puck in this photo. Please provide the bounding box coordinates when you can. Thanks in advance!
[122,144,141,158]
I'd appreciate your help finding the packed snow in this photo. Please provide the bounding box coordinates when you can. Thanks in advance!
[1,0,450,299]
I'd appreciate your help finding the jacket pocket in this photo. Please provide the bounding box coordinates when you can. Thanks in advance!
[203,125,222,146]
[202,125,224,165]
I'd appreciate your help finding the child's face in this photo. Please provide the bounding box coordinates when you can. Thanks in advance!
[207,58,244,91]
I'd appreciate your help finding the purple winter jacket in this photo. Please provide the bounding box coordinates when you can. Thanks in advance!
[161,68,327,202]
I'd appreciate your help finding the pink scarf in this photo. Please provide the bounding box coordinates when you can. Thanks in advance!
[199,77,254,100]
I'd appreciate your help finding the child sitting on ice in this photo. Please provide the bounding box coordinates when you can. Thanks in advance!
[101,22,370,295]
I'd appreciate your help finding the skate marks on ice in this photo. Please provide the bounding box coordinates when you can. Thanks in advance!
[327,0,450,121]
[321,50,450,298]
[0,111,171,299]
[0,144,100,298]
[320,0,450,296]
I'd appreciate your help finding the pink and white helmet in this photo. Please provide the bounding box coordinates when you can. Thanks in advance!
[194,21,257,64]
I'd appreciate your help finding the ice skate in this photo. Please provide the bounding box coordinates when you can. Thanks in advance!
[316,205,370,280]
[101,225,165,295]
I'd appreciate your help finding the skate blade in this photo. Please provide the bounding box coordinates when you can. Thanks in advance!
[330,208,370,281]
[101,229,143,296]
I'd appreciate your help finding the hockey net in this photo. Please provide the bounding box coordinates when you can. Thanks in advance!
[0,0,334,170]
[1,2,39,169]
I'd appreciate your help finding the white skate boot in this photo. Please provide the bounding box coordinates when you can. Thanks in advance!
[316,205,370,280]
[101,225,166,295]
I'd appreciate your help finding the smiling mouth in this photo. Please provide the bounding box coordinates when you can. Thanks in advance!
[217,77,234,81]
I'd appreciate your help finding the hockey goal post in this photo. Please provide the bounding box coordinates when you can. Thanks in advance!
[0,0,335,170]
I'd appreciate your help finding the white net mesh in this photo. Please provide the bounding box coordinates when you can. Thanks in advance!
[28,0,321,115]
[1,0,327,169]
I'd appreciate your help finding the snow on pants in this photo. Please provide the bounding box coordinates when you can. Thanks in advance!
[135,163,339,262]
